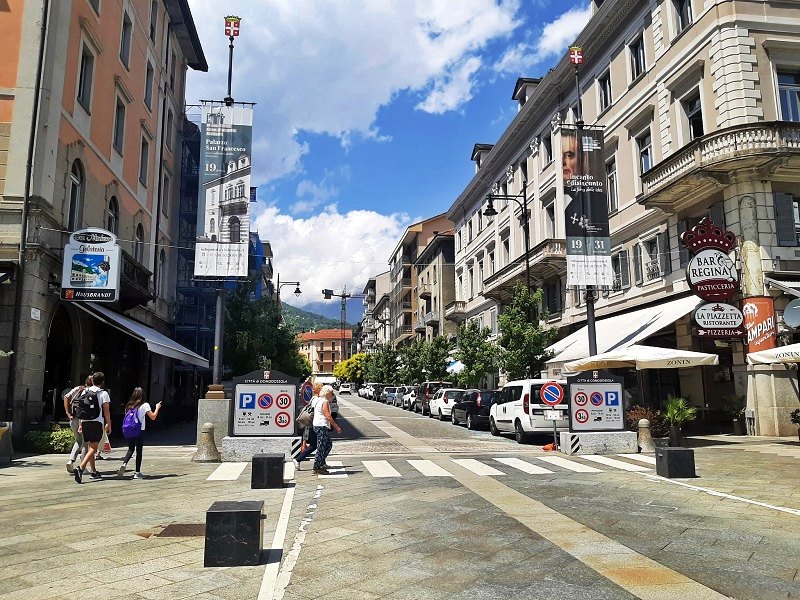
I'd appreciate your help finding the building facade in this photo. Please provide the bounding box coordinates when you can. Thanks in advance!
[414,230,458,343]
[0,0,207,428]
[359,271,390,353]
[299,329,353,380]
[445,0,800,436]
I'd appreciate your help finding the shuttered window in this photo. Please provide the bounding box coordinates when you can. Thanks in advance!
[658,231,672,276]
[774,193,798,247]
[633,243,643,285]
[677,220,690,267]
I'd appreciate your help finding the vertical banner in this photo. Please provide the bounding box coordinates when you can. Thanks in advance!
[562,127,612,287]
[743,296,777,353]
[194,104,253,278]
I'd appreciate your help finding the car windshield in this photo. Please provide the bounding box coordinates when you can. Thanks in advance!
[445,391,464,400]
[482,391,501,403]
[385,387,397,393]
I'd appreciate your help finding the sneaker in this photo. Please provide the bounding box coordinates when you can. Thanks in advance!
[292,459,301,470]
[74,467,83,484]
[117,464,127,478]
[311,468,328,475]
[66,461,74,474]
[89,471,102,480]
[133,472,144,479]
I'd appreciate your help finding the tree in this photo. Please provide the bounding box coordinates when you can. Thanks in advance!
[223,278,311,380]
[497,284,558,379]
[454,321,496,388]
[363,344,399,383]
[334,352,367,384]
[399,339,427,383]
[424,335,451,381]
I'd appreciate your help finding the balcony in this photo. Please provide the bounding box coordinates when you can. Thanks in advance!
[362,318,375,332]
[640,121,800,211]
[414,318,426,333]
[400,300,412,311]
[483,238,566,303]
[391,254,413,277]
[120,250,155,311]
[419,283,432,299]
[445,300,467,322]
[424,310,437,325]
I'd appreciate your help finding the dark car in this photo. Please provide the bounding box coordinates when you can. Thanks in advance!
[417,380,453,415]
[451,389,501,430]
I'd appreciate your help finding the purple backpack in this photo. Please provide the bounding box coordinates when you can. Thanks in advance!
[122,407,141,439]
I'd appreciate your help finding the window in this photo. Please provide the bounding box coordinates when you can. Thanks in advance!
[139,137,150,184]
[106,196,119,234]
[120,12,132,68]
[166,109,174,149]
[478,261,484,292]
[88,0,99,14]
[778,71,800,122]
[606,159,618,213]
[477,210,483,232]
[77,44,94,111]
[468,267,474,298]
[545,203,555,238]
[598,70,612,111]
[644,238,659,281]
[519,159,528,184]
[134,224,145,262]
[149,1,158,42]
[630,35,645,80]
[68,161,84,231]
[457,230,461,251]
[467,220,473,242]
[502,237,510,265]
[157,249,166,297]
[145,62,154,109]
[113,98,125,154]
[611,250,630,291]
[161,175,170,216]
[229,216,241,242]
[235,180,245,198]
[637,130,653,174]
[544,280,563,314]
[490,309,497,335]
[683,92,703,140]
[675,0,692,33]
[488,251,495,275]
[169,51,177,90]
[542,134,552,163]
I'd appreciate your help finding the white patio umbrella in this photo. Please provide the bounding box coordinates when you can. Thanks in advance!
[564,344,720,372]
[446,360,465,374]
[746,343,800,365]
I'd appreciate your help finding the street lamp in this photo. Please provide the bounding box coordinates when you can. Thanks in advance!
[276,273,301,304]
[484,184,531,296]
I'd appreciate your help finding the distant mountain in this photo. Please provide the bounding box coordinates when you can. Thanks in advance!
[284,298,365,325]
[281,301,362,333]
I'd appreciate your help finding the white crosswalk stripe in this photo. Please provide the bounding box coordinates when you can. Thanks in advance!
[535,456,603,473]
[580,455,652,472]
[206,462,248,481]
[408,459,453,477]
[362,460,402,478]
[618,453,657,465]
[318,460,348,478]
[494,457,554,475]
[452,458,506,476]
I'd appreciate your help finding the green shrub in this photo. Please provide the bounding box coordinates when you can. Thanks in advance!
[22,426,75,453]
[626,406,669,438]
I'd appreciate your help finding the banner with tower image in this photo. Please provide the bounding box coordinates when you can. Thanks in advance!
[194,103,253,278]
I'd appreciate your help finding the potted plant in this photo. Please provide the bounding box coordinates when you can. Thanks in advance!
[664,395,698,447]
[791,409,800,442]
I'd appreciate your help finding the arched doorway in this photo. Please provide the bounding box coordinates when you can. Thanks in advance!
[43,306,73,422]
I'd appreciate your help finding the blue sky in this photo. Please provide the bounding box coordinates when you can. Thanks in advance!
[186,1,592,315]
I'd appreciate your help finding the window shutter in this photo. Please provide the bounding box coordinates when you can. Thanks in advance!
[633,244,643,285]
[774,193,797,247]
[709,202,725,227]
[620,250,631,289]
[677,220,689,267]
[658,231,672,276]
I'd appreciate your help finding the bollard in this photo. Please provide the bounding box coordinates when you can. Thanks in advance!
[655,447,696,478]
[251,453,284,489]
[637,418,655,453]
[193,422,221,463]
[204,500,265,567]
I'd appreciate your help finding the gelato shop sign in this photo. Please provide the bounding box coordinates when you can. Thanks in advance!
[686,249,738,301]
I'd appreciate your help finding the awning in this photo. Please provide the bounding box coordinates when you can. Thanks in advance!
[77,302,209,368]
[747,343,800,365]
[546,295,703,364]
[764,277,800,298]
[564,344,719,372]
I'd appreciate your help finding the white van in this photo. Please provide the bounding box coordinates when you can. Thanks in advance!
[489,379,568,444]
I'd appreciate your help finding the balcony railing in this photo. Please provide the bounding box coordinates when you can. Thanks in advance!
[414,319,426,333]
[645,260,662,281]
[445,300,467,321]
[424,310,437,325]
[418,283,432,299]
[401,300,412,310]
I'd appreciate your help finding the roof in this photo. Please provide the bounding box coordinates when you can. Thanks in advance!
[165,0,208,72]
[299,329,354,341]
[512,77,542,101]
[471,144,494,162]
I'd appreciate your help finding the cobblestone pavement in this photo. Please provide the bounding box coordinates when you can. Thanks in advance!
[1,397,798,600]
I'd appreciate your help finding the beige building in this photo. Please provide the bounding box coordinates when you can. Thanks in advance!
[447,0,800,436]
[0,0,206,427]
[299,329,353,379]
[414,230,458,343]
[359,271,390,353]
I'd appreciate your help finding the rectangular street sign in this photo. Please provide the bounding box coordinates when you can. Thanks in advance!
[566,370,625,432]
[544,410,562,421]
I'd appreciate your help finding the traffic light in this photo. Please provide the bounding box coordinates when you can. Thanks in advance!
[322,289,333,299]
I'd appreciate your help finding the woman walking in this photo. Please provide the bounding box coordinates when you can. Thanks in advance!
[118,388,161,479]
[294,382,322,470]
[312,385,342,475]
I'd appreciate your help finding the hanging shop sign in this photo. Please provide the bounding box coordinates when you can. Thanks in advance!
[686,249,738,301]
[694,303,745,331]
[743,296,777,353]
[60,228,121,302]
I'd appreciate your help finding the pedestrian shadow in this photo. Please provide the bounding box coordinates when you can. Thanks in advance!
[0,459,50,470]
[261,548,283,565]
[111,473,186,481]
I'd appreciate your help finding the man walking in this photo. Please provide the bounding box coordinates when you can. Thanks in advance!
[64,375,92,473]
[73,372,111,484]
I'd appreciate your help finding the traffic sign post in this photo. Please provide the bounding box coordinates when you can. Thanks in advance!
[232,369,300,436]
[539,382,564,449]
[566,370,625,432]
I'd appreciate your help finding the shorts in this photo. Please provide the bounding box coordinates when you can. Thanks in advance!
[82,421,103,443]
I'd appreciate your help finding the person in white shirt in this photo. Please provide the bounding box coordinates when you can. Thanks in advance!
[64,375,92,473]
[312,385,342,474]
[73,371,111,484]
[118,387,162,479]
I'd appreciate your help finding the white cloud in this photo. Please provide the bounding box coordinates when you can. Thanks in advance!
[291,177,339,214]
[253,204,411,307]
[416,56,482,114]
[494,3,591,75]
[186,0,521,183]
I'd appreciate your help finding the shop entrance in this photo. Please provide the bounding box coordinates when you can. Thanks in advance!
[43,306,73,422]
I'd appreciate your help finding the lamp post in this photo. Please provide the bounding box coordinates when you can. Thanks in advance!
[483,184,531,296]
[276,273,301,305]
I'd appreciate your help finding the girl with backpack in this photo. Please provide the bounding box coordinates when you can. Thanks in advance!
[118,387,161,479]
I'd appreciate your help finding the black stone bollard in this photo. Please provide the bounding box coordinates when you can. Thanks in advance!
[655,447,696,478]
[204,500,264,567]
[251,453,285,489]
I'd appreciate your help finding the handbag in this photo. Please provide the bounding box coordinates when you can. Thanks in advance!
[297,401,314,428]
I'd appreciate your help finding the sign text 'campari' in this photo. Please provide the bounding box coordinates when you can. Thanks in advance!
[743,296,777,353]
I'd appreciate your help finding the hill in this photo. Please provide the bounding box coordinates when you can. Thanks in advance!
[281,303,353,333]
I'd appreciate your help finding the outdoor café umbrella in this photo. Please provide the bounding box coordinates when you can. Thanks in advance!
[563,344,720,372]
[746,343,800,365]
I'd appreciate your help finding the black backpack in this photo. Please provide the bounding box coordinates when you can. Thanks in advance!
[75,389,101,420]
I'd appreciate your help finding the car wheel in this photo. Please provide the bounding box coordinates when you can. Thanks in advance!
[489,418,499,436]
[451,411,459,426]
[466,413,475,430]
[515,421,528,445]
[438,409,445,421]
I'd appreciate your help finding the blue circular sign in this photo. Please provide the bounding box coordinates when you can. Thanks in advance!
[540,383,564,406]
[257,394,274,410]
[590,392,604,406]
[301,383,313,405]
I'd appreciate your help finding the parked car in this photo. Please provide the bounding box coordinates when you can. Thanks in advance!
[393,386,407,407]
[417,381,453,415]
[380,386,398,404]
[489,379,568,443]
[403,386,420,410]
[429,388,466,420]
[339,383,352,394]
[451,389,501,430]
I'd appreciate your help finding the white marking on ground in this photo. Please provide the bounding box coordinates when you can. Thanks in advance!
[536,456,602,473]
[618,453,657,465]
[317,460,348,478]
[257,484,296,600]
[205,462,247,481]
[408,459,453,477]
[494,457,554,475]
[362,460,402,478]
[581,455,652,472]
[451,458,505,476]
